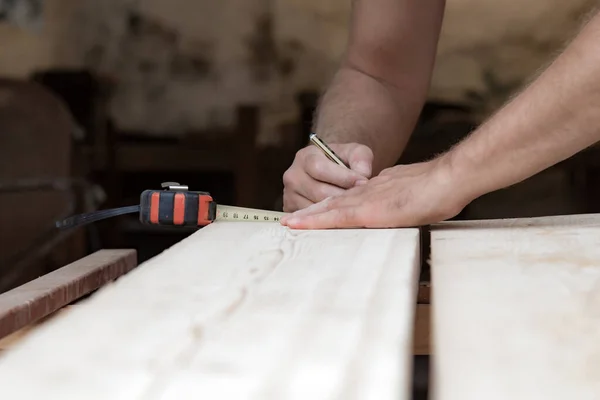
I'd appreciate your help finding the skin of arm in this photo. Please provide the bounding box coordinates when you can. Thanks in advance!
[281,0,446,212]
[281,8,600,229]
[312,0,447,174]
[446,8,600,204]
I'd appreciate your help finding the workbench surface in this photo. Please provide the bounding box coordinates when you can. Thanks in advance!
[0,222,420,400]
[0,214,599,399]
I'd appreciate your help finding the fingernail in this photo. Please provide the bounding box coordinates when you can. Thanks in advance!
[286,218,299,226]
[355,179,368,186]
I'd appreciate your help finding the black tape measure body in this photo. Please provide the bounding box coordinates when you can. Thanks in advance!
[139,189,216,227]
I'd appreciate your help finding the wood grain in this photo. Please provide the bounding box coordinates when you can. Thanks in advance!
[0,223,420,400]
[430,215,600,400]
[0,249,137,340]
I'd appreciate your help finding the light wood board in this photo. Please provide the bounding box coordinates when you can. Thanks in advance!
[0,222,421,400]
[430,215,600,400]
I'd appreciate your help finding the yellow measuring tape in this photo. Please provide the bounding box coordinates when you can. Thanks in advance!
[214,205,286,223]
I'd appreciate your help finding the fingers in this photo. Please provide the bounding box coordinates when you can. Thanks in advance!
[289,168,346,200]
[284,207,363,229]
[281,197,332,223]
[281,143,374,214]
[282,190,313,213]
[282,167,346,212]
[304,152,368,189]
[281,185,368,227]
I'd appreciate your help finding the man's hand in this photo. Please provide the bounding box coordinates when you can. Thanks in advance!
[280,158,471,229]
[282,142,374,212]
[281,0,447,213]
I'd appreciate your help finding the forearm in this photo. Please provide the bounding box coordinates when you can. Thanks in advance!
[314,0,446,174]
[446,10,600,201]
[314,66,421,174]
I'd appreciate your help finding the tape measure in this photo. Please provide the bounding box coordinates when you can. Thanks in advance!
[213,205,285,223]
[56,182,286,230]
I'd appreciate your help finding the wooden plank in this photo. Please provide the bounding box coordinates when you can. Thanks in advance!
[0,222,420,399]
[434,212,600,229]
[0,249,137,340]
[0,306,75,353]
[430,214,600,400]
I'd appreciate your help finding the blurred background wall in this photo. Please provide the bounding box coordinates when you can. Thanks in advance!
[2,0,595,142]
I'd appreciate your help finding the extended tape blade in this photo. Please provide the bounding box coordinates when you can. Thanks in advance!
[214,205,286,223]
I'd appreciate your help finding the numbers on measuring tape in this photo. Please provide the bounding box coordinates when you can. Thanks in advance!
[218,207,283,223]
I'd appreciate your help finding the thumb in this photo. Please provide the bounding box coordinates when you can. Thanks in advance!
[344,145,373,178]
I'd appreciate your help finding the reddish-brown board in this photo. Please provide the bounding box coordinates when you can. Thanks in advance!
[0,249,137,339]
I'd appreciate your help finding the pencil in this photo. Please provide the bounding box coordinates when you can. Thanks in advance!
[309,133,350,169]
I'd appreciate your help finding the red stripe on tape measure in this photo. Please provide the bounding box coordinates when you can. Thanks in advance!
[173,193,185,225]
[150,192,160,224]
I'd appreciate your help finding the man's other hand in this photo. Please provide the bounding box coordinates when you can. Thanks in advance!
[280,159,471,229]
[282,142,374,212]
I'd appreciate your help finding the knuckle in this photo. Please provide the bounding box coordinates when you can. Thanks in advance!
[355,143,373,156]
[282,168,296,187]
[306,157,326,179]
[295,146,309,158]
[290,149,306,167]
[345,173,361,187]
[296,146,316,161]
[352,143,373,158]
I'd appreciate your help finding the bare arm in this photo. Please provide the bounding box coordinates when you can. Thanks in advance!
[282,0,445,212]
[282,8,600,229]
[445,8,600,203]
[315,0,446,174]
